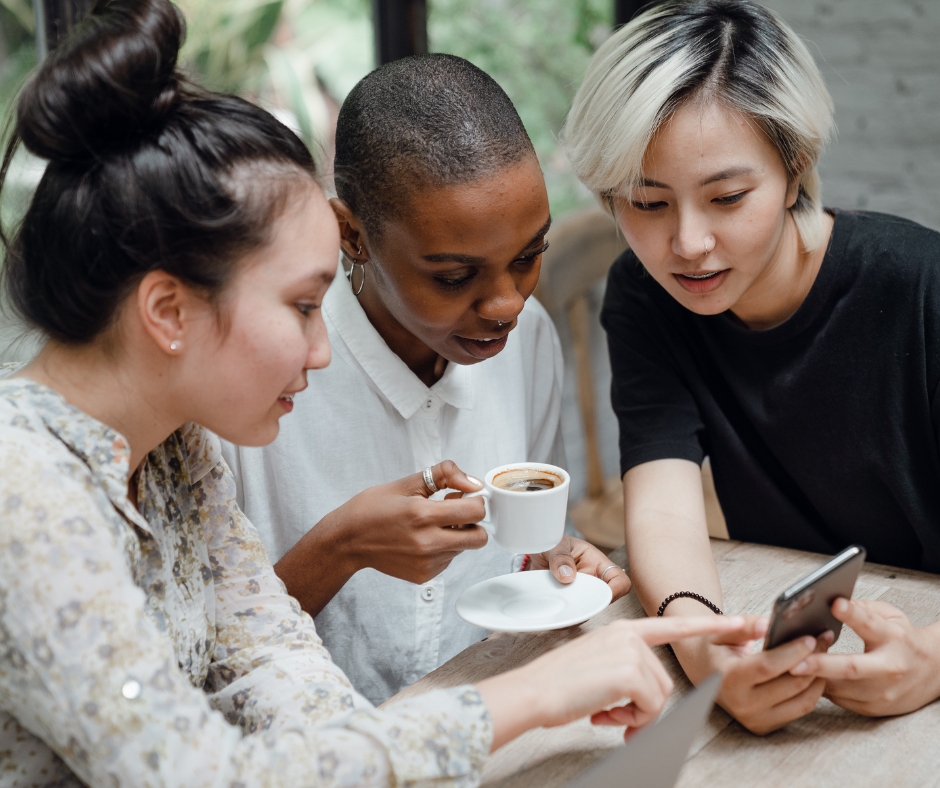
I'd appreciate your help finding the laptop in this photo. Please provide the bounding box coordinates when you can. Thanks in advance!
[567,673,722,788]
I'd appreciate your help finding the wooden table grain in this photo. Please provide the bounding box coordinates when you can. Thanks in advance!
[386,540,940,788]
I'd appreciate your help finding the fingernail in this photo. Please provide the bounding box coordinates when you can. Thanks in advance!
[754,617,769,636]
[728,615,745,626]
[821,630,835,645]
[559,565,573,578]
[792,661,808,675]
[467,476,483,488]
[802,636,816,649]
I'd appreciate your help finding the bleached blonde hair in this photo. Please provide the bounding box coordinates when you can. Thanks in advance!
[562,0,835,251]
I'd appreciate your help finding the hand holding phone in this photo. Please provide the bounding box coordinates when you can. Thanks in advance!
[764,545,866,651]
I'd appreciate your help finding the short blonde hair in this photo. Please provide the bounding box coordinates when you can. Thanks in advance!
[562,0,835,251]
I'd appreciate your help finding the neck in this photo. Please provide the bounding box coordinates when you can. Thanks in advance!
[18,340,182,473]
[730,212,834,331]
[355,276,447,387]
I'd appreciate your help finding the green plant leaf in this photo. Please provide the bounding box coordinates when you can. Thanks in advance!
[244,0,283,52]
[0,0,34,34]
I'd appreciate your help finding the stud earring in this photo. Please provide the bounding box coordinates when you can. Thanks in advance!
[170,341,180,351]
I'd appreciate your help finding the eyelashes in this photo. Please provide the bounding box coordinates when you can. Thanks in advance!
[433,243,549,291]
[712,191,747,205]
[435,271,479,290]
[517,242,550,261]
[630,192,749,211]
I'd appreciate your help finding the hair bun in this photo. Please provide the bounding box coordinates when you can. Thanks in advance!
[16,0,184,163]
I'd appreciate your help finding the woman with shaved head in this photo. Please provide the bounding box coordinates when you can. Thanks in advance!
[222,54,630,705]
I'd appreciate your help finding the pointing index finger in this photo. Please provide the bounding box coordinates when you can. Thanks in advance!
[632,615,748,647]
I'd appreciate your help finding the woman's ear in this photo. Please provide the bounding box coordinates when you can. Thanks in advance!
[329,198,370,263]
[786,154,810,210]
[136,270,190,355]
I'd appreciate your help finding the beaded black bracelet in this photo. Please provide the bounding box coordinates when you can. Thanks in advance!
[657,591,723,618]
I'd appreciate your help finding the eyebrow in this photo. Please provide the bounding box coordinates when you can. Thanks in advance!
[421,216,553,265]
[638,166,756,190]
[700,166,755,186]
[291,270,335,288]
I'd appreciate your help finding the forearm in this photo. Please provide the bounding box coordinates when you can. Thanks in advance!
[627,510,722,616]
[623,460,725,678]
[274,510,360,618]
[627,508,725,677]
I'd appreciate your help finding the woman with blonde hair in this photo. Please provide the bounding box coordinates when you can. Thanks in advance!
[563,0,940,734]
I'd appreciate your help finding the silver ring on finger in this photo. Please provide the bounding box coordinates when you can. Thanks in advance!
[422,466,439,494]
[600,565,621,581]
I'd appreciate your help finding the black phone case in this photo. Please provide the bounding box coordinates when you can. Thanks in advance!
[763,545,866,651]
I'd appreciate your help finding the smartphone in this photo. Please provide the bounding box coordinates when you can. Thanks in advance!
[763,545,866,651]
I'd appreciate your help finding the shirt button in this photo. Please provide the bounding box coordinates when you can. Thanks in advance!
[422,586,436,602]
[148,597,159,610]
[121,679,142,700]
[422,397,435,412]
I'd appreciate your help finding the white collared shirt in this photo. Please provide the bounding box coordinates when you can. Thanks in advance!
[222,265,564,704]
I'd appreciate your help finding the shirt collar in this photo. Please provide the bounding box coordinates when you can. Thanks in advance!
[323,262,474,419]
[0,374,152,534]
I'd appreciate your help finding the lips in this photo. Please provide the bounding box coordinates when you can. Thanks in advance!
[277,384,305,413]
[454,333,509,360]
[673,269,730,294]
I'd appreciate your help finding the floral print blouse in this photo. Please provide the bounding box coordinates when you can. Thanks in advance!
[0,371,492,788]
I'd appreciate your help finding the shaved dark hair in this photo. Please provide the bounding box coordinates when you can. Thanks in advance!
[334,53,536,237]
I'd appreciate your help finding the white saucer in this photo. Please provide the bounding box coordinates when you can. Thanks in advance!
[455,570,613,632]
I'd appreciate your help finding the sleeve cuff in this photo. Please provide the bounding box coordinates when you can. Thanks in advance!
[619,441,705,477]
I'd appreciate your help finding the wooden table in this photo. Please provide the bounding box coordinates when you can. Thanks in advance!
[387,540,940,787]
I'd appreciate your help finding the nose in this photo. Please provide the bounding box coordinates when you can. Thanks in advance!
[671,207,712,261]
[305,313,331,371]
[476,271,526,325]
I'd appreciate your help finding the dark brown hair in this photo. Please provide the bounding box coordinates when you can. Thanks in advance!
[0,0,318,344]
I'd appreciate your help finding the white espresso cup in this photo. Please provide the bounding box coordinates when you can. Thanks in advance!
[465,462,569,553]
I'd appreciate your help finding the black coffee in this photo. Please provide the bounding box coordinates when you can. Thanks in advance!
[493,469,560,492]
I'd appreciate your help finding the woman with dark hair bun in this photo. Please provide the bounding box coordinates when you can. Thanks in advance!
[0,0,749,784]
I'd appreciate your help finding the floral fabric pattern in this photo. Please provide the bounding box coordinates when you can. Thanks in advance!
[0,371,492,788]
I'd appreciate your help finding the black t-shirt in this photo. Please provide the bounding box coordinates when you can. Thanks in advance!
[601,209,940,573]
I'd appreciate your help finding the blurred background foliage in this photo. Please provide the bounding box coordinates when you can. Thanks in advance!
[1,0,607,221]
[429,0,611,216]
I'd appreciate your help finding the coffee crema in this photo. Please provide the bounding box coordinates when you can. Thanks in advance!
[492,468,561,492]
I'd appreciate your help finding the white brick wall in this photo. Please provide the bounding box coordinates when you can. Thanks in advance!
[764,0,940,229]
